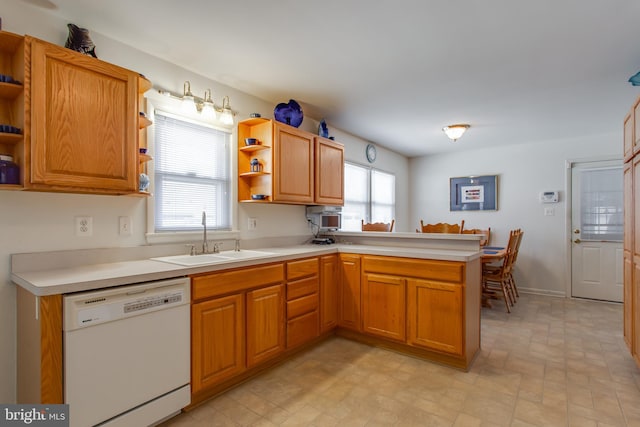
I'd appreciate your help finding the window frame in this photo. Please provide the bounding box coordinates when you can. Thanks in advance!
[144,90,239,244]
[342,161,396,231]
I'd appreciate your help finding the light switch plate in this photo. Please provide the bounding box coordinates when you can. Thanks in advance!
[119,216,132,236]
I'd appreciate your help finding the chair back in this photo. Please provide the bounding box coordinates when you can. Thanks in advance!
[362,219,395,232]
[462,227,491,246]
[417,220,464,234]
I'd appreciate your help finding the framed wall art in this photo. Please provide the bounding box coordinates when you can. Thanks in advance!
[450,175,498,211]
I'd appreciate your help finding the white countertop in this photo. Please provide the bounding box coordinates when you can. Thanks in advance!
[11,244,480,296]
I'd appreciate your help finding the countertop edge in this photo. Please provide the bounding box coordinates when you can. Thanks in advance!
[12,245,481,296]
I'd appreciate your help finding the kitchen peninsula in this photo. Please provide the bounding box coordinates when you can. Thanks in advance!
[12,232,482,413]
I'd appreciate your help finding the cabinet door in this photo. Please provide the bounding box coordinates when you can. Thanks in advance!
[273,122,314,203]
[320,255,339,333]
[407,279,463,356]
[29,37,138,193]
[625,112,634,161]
[338,254,361,331]
[635,98,640,154]
[624,161,633,350]
[362,273,406,341]
[247,284,285,367]
[314,137,344,205]
[191,294,245,394]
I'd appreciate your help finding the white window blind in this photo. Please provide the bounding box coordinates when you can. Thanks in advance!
[342,162,395,231]
[154,112,231,231]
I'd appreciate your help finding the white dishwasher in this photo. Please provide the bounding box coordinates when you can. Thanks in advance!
[63,277,191,427]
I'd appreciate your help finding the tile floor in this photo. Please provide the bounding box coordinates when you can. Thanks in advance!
[160,294,640,426]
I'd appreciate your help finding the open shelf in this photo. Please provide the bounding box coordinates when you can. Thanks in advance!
[239,144,270,153]
[0,132,22,144]
[239,171,270,178]
[0,82,22,99]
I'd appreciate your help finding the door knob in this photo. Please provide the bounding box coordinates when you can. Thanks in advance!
[573,229,580,234]
[574,238,581,244]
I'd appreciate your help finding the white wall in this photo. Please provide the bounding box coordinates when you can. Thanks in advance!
[0,3,409,402]
[409,133,621,296]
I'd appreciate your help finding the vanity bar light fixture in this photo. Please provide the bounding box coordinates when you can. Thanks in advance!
[161,81,235,125]
[442,124,470,142]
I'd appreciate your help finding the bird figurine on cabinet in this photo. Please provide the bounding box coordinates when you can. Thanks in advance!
[65,23,98,58]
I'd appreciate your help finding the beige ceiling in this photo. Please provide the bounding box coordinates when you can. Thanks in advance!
[25,0,640,157]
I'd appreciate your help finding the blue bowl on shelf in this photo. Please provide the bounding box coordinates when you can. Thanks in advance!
[245,138,258,146]
[251,194,267,200]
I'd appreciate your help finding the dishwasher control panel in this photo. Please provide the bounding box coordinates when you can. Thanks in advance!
[124,291,183,314]
[63,277,190,331]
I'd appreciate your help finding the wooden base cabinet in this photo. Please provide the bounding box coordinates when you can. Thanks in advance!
[285,258,320,348]
[350,254,480,369]
[320,255,339,333]
[407,279,463,356]
[362,273,406,341]
[190,263,285,402]
[247,284,285,367]
[338,254,362,331]
[191,294,244,394]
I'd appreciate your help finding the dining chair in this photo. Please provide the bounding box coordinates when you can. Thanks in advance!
[462,227,491,247]
[416,220,465,233]
[482,229,520,312]
[362,219,395,232]
[506,230,524,298]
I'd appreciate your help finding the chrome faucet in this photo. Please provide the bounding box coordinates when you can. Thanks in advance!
[201,211,208,254]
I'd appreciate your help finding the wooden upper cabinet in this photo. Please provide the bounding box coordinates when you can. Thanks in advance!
[27,36,138,193]
[273,122,314,204]
[314,136,344,205]
[635,98,640,155]
[625,112,634,162]
[237,119,344,205]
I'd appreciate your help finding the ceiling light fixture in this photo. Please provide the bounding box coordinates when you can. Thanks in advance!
[442,124,470,142]
[161,81,235,125]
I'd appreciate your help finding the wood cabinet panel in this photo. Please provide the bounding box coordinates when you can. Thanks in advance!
[287,276,319,301]
[634,260,640,365]
[407,279,463,356]
[287,293,319,319]
[314,136,344,205]
[635,98,640,154]
[287,310,319,349]
[625,112,634,161]
[362,273,406,341]
[287,257,319,280]
[192,263,284,301]
[624,161,633,350]
[339,254,362,331]
[191,294,245,393]
[362,255,464,283]
[246,284,285,368]
[273,122,314,203]
[320,255,339,333]
[28,37,138,193]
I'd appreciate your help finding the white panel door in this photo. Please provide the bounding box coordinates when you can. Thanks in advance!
[571,161,623,302]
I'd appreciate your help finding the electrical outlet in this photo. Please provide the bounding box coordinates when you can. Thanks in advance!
[544,207,555,216]
[119,216,132,236]
[75,216,93,237]
[248,217,257,230]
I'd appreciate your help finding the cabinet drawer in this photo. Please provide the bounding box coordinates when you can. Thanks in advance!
[287,310,319,348]
[192,263,284,301]
[287,293,319,319]
[287,276,319,300]
[286,258,319,280]
[362,256,464,283]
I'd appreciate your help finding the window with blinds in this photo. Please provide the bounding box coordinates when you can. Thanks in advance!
[342,162,395,231]
[153,111,231,232]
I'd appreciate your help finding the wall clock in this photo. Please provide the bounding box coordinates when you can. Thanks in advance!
[366,144,377,163]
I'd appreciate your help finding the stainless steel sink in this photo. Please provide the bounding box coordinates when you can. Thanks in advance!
[151,250,275,266]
